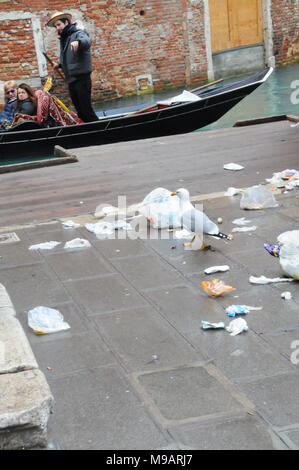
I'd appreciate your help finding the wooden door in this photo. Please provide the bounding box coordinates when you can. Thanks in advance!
[209,0,263,52]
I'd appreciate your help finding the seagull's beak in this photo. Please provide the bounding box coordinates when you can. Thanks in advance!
[171,192,176,196]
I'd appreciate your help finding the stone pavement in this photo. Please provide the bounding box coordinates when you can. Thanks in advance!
[0,187,298,450]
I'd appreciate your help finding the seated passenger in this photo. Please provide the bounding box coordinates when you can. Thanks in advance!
[0,80,17,125]
[14,83,37,116]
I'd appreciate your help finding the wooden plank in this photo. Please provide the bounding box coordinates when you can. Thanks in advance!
[234,115,287,127]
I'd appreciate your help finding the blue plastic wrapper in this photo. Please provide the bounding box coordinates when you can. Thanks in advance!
[264,243,280,258]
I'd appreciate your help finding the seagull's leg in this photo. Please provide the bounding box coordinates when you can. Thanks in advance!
[196,234,210,251]
[184,235,196,247]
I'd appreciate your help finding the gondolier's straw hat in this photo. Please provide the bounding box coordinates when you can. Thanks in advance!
[47,11,72,27]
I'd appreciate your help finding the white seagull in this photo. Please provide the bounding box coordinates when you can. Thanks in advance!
[171,188,232,250]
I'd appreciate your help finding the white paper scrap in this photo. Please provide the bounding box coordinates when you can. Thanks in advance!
[232,226,257,233]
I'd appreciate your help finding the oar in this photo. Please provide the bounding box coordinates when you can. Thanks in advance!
[127,78,224,116]
[43,52,67,83]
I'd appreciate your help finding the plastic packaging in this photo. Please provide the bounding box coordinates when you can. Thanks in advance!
[139,187,182,229]
[201,278,235,296]
[202,321,225,330]
[225,305,249,317]
[204,265,230,274]
[28,306,70,335]
[240,185,278,210]
[264,243,280,257]
[226,318,248,336]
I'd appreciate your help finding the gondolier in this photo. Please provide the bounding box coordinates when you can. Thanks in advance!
[47,11,99,123]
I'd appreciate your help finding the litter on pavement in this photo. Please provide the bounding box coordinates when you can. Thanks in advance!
[226,318,248,336]
[204,265,230,274]
[27,306,70,335]
[223,163,244,171]
[240,185,278,209]
[201,278,235,296]
[29,241,61,250]
[249,275,294,284]
[64,238,91,249]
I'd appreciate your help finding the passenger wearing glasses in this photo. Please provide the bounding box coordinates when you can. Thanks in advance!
[0,81,17,124]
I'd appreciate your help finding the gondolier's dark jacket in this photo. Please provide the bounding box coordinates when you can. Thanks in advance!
[59,23,92,84]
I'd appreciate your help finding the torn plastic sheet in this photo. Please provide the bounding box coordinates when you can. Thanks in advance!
[29,241,61,250]
[225,305,262,317]
[249,275,294,284]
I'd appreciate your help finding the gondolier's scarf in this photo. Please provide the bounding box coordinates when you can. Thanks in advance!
[10,90,83,127]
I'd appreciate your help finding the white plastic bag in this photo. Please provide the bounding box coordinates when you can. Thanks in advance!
[240,185,278,210]
[277,230,299,280]
[28,306,70,335]
[226,318,248,336]
[139,187,182,229]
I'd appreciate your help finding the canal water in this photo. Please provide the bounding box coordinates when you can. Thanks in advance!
[96,61,299,131]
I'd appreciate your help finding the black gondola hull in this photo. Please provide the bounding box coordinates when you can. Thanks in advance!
[0,69,272,159]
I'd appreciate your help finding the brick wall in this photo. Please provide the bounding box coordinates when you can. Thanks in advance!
[271,0,299,65]
[0,0,208,107]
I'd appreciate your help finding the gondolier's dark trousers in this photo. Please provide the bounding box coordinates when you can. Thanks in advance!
[68,74,99,123]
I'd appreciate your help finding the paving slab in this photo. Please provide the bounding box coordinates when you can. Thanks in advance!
[167,413,285,450]
[93,306,201,373]
[238,373,299,427]
[45,366,170,450]
[63,274,148,316]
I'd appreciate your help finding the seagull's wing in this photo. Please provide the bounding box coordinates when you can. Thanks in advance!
[181,206,219,235]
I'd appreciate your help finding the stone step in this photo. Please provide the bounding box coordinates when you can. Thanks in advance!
[0,284,54,450]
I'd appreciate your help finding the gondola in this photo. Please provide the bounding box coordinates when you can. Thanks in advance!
[0,68,273,159]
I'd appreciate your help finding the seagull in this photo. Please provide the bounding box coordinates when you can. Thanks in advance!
[171,188,232,250]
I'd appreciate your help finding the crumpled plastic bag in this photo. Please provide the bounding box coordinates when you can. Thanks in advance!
[201,278,235,296]
[226,318,248,336]
[240,185,278,210]
[64,238,91,249]
[139,187,182,229]
[28,306,70,335]
[277,230,299,280]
